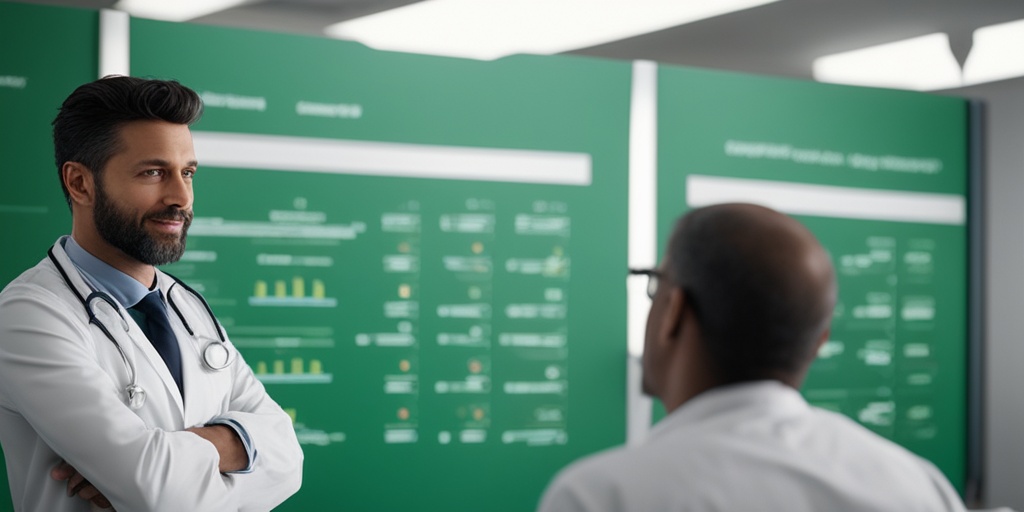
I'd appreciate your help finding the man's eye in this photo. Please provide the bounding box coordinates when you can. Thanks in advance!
[144,169,162,176]
[183,169,196,178]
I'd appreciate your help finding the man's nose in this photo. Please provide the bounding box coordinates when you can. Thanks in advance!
[163,171,192,209]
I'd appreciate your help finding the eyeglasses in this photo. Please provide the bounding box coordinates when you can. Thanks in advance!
[628,268,663,299]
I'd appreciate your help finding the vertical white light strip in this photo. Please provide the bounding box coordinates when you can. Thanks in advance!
[626,60,658,446]
[99,9,130,78]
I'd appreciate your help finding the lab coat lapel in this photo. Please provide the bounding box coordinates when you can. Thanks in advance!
[163,280,240,427]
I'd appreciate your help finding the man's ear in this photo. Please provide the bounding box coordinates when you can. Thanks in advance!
[659,286,687,343]
[62,162,95,207]
[812,328,831,357]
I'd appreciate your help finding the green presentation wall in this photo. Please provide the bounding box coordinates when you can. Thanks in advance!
[0,2,96,295]
[656,65,970,492]
[0,3,98,510]
[0,3,977,510]
[130,19,631,511]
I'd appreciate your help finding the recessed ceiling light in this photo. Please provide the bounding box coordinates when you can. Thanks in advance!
[113,0,249,22]
[963,18,1024,86]
[325,0,782,60]
[812,33,962,91]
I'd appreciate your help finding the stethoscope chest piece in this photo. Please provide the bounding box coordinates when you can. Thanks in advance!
[202,338,231,371]
[127,384,146,409]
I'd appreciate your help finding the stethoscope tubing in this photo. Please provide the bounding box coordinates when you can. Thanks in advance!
[85,290,137,385]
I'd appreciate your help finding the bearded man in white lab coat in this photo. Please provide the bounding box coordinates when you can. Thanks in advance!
[0,76,303,511]
[538,203,966,512]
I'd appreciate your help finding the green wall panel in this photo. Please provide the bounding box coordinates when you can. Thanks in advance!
[656,65,969,492]
[0,3,98,510]
[131,19,631,511]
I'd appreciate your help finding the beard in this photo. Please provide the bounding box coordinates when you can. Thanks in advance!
[93,181,193,266]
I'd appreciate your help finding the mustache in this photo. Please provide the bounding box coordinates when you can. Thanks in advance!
[145,208,194,224]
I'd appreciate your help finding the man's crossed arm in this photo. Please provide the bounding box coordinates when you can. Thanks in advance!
[50,424,247,509]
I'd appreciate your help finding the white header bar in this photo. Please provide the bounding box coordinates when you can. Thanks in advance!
[687,175,965,225]
[192,131,591,186]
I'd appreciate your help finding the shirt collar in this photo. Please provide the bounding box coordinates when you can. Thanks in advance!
[648,380,809,439]
[63,236,154,308]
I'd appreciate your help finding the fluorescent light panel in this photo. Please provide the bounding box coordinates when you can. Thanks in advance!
[963,18,1024,86]
[813,33,962,91]
[113,0,248,22]
[814,18,1024,91]
[325,0,782,60]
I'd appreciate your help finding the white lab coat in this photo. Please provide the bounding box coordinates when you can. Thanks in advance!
[0,238,303,511]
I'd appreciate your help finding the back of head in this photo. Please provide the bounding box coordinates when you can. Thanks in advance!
[669,203,837,386]
[52,75,203,207]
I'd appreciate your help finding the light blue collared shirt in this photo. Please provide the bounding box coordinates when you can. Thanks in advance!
[63,236,154,305]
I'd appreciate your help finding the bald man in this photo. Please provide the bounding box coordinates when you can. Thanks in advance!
[537,204,966,512]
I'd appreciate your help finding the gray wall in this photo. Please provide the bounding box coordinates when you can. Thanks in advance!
[946,76,1024,510]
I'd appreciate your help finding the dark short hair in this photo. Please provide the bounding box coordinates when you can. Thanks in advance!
[669,205,836,384]
[52,75,203,208]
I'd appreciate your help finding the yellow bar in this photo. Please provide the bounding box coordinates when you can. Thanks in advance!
[254,280,268,298]
[292,276,305,298]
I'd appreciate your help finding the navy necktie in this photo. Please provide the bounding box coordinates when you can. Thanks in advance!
[131,291,184,397]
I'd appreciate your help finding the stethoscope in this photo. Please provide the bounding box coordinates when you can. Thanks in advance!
[47,248,233,409]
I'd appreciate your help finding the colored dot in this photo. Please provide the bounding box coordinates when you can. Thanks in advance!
[471,242,484,254]
[397,408,410,420]
[399,360,411,372]
[468,359,483,374]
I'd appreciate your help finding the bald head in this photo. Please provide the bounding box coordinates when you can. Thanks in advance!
[667,203,837,386]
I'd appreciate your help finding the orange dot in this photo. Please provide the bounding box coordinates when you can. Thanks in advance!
[399,360,411,372]
[471,242,484,254]
[398,407,410,420]
[473,408,485,421]
[468,359,482,374]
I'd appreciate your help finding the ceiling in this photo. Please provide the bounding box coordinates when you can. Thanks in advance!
[13,0,1024,83]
